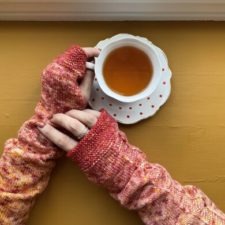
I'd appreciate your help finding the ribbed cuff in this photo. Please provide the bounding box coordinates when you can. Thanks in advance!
[54,45,87,77]
[67,109,118,172]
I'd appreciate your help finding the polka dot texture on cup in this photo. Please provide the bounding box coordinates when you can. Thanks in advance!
[88,34,172,124]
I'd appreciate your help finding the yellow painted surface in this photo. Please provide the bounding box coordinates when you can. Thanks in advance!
[0,22,225,224]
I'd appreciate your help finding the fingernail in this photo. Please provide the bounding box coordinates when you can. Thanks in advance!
[48,116,53,120]
[37,122,45,128]
[37,126,43,131]
[49,119,54,124]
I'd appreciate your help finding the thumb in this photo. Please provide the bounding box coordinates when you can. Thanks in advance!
[79,69,94,102]
[82,47,100,59]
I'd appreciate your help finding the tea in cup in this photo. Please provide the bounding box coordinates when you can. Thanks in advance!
[86,37,162,103]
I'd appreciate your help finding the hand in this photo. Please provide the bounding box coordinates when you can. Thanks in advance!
[40,47,100,113]
[38,109,100,151]
[80,47,100,102]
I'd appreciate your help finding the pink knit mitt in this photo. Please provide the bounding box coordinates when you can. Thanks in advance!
[67,109,225,225]
[0,45,88,224]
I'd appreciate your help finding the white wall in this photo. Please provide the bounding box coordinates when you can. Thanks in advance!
[0,0,225,21]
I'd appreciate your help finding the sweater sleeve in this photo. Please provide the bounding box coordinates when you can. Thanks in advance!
[0,45,88,224]
[67,109,225,225]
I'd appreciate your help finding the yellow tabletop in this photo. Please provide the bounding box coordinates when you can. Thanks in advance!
[0,21,225,225]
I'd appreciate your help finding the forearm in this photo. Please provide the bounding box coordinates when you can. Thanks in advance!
[0,121,59,224]
[68,110,225,225]
[0,45,87,224]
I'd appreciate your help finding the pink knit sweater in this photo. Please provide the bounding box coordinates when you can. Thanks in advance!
[68,110,225,225]
[0,45,88,224]
[0,45,225,224]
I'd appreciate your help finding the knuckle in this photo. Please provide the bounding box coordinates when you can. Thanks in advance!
[77,127,88,140]
[87,115,96,127]
[95,111,101,117]
[75,122,84,133]
[86,69,94,76]
[82,93,89,103]
[56,136,66,147]
[68,123,79,134]
[42,124,53,134]
[52,113,64,120]
[66,110,75,116]
[66,140,76,150]
[67,119,83,133]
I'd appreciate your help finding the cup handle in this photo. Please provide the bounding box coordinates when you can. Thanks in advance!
[86,61,95,70]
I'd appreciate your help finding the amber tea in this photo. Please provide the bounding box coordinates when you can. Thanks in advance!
[103,46,153,96]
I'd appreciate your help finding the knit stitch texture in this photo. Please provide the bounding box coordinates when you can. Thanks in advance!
[68,109,225,225]
[0,45,87,224]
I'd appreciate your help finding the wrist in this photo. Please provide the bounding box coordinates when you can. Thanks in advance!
[67,109,118,172]
[67,109,146,192]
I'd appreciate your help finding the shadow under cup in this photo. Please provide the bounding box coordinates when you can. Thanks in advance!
[94,38,162,103]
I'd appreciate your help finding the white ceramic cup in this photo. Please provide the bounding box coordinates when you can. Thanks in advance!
[86,37,162,103]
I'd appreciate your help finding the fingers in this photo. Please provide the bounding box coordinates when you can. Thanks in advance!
[51,114,89,140]
[80,47,100,101]
[83,109,101,118]
[38,109,101,152]
[38,124,77,152]
[79,69,94,102]
[66,109,99,128]
[82,47,100,59]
